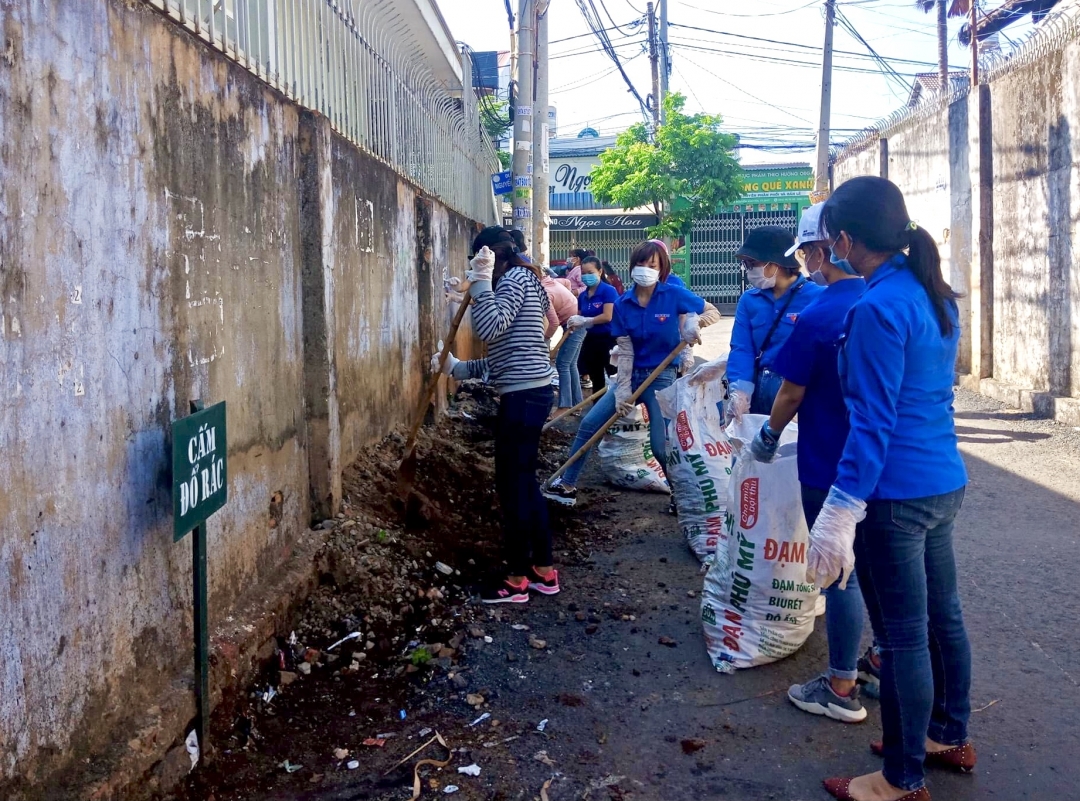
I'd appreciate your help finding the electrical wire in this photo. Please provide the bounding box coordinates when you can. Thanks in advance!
[676,50,816,125]
[575,0,651,120]
[678,0,822,18]
[834,6,913,93]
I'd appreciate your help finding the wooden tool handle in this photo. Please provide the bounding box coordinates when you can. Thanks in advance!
[401,295,472,458]
[546,342,686,484]
[542,385,608,432]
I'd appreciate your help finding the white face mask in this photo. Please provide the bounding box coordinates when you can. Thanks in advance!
[631,265,660,287]
[746,265,777,290]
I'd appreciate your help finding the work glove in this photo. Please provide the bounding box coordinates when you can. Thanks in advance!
[466,246,495,284]
[567,315,590,331]
[444,276,466,304]
[724,380,754,426]
[749,420,782,463]
[685,354,727,387]
[681,312,702,346]
[430,340,460,376]
[807,486,867,590]
[614,336,635,417]
[677,347,696,375]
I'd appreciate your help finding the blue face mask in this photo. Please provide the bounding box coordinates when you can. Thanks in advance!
[829,238,860,276]
[582,273,600,287]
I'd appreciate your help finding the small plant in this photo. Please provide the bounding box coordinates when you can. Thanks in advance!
[410,647,432,667]
[376,529,389,544]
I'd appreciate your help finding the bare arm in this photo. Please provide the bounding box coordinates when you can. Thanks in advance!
[768,379,807,433]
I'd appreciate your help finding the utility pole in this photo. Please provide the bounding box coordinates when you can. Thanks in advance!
[812,0,835,203]
[647,2,660,132]
[970,0,979,87]
[659,0,669,123]
[512,0,534,247]
[937,0,948,94]
[533,1,550,270]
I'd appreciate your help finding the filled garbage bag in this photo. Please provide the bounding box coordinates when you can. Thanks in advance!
[700,414,819,672]
[657,372,733,564]
[598,405,670,493]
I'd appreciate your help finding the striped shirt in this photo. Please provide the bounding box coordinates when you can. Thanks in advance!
[452,266,556,394]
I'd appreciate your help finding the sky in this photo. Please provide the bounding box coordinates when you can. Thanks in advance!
[438,0,1033,165]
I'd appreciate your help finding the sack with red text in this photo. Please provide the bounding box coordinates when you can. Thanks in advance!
[700,414,819,672]
[598,405,670,493]
[657,373,733,565]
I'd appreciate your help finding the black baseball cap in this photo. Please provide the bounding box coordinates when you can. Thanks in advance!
[735,226,800,270]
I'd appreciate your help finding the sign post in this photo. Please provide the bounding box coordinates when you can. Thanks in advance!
[172,400,228,752]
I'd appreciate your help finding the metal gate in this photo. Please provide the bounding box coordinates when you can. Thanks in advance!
[550,228,644,286]
[690,208,801,305]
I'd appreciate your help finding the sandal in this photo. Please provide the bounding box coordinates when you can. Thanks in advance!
[823,777,930,801]
[870,740,976,773]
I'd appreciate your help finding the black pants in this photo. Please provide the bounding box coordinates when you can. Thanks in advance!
[578,331,616,395]
[494,386,554,575]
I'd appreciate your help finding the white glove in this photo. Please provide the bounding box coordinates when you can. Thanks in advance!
[466,246,495,283]
[614,336,635,416]
[444,276,466,304]
[686,355,727,387]
[567,315,590,331]
[807,486,867,590]
[681,312,701,346]
[678,348,695,374]
[430,339,459,376]
[724,379,754,425]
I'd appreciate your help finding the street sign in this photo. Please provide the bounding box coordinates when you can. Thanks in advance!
[171,399,227,754]
[172,401,228,542]
[491,170,513,195]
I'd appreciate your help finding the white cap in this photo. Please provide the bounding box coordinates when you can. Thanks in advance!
[785,203,826,257]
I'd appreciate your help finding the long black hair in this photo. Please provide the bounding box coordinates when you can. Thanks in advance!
[821,176,960,336]
[472,226,536,283]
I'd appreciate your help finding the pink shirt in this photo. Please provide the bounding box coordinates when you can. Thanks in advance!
[541,275,579,334]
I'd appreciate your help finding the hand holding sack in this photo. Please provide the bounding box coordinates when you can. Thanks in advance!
[749,421,781,463]
[685,354,726,387]
[806,486,867,590]
[466,246,495,284]
[724,380,754,425]
[430,339,460,376]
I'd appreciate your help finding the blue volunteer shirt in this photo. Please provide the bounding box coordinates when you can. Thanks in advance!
[727,276,825,386]
[611,281,706,370]
[772,279,867,491]
[835,255,968,501]
[665,273,686,288]
[578,280,619,336]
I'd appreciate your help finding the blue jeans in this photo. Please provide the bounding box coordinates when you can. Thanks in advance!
[801,484,865,681]
[496,386,554,575]
[555,327,586,408]
[855,487,971,791]
[561,366,676,487]
[749,368,784,415]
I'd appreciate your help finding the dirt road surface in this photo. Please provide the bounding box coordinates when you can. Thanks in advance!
[175,353,1080,801]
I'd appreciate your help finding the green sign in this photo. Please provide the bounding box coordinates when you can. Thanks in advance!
[739,168,813,198]
[172,401,228,541]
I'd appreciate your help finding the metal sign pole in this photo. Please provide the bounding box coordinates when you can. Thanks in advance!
[193,520,209,750]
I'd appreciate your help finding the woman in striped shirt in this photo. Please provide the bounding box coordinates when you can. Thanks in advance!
[432,227,561,604]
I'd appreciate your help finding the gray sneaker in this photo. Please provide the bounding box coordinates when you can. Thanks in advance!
[787,674,867,723]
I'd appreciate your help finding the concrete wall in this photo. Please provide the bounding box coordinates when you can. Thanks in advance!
[832,29,1080,423]
[0,1,481,796]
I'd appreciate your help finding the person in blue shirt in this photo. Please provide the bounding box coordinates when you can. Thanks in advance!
[543,240,706,506]
[568,256,619,395]
[809,177,973,801]
[723,226,824,422]
[746,203,874,725]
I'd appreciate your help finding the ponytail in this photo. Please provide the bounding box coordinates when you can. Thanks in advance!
[822,176,962,337]
[906,224,960,337]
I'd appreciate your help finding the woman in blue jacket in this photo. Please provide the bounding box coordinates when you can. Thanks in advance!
[724,226,824,421]
[811,177,973,801]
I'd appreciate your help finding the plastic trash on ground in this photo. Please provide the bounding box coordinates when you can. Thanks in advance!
[657,367,733,564]
[700,414,819,672]
[598,404,669,493]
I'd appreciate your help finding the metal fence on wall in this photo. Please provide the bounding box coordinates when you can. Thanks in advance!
[145,0,499,225]
[690,207,801,306]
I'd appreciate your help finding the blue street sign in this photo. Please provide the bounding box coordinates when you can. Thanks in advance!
[491,170,513,195]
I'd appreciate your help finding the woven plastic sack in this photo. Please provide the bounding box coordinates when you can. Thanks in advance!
[597,405,669,493]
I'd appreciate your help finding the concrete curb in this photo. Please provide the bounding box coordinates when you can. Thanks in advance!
[958,375,1080,426]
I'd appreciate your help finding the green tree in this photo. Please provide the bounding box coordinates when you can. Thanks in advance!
[480,98,513,170]
[588,93,742,238]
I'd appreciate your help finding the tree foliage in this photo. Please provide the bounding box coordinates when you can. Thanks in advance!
[588,93,742,238]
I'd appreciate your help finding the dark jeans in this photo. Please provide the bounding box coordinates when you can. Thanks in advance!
[801,484,866,680]
[495,386,554,576]
[579,331,616,395]
[855,487,971,791]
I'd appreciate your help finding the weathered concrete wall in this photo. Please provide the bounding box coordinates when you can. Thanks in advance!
[0,1,481,796]
[833,32,1080,420]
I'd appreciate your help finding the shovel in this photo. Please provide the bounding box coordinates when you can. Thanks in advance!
[542,385,608,431]
[545,341,687,487]
[397,295,472,498]
[548,326,575,361]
